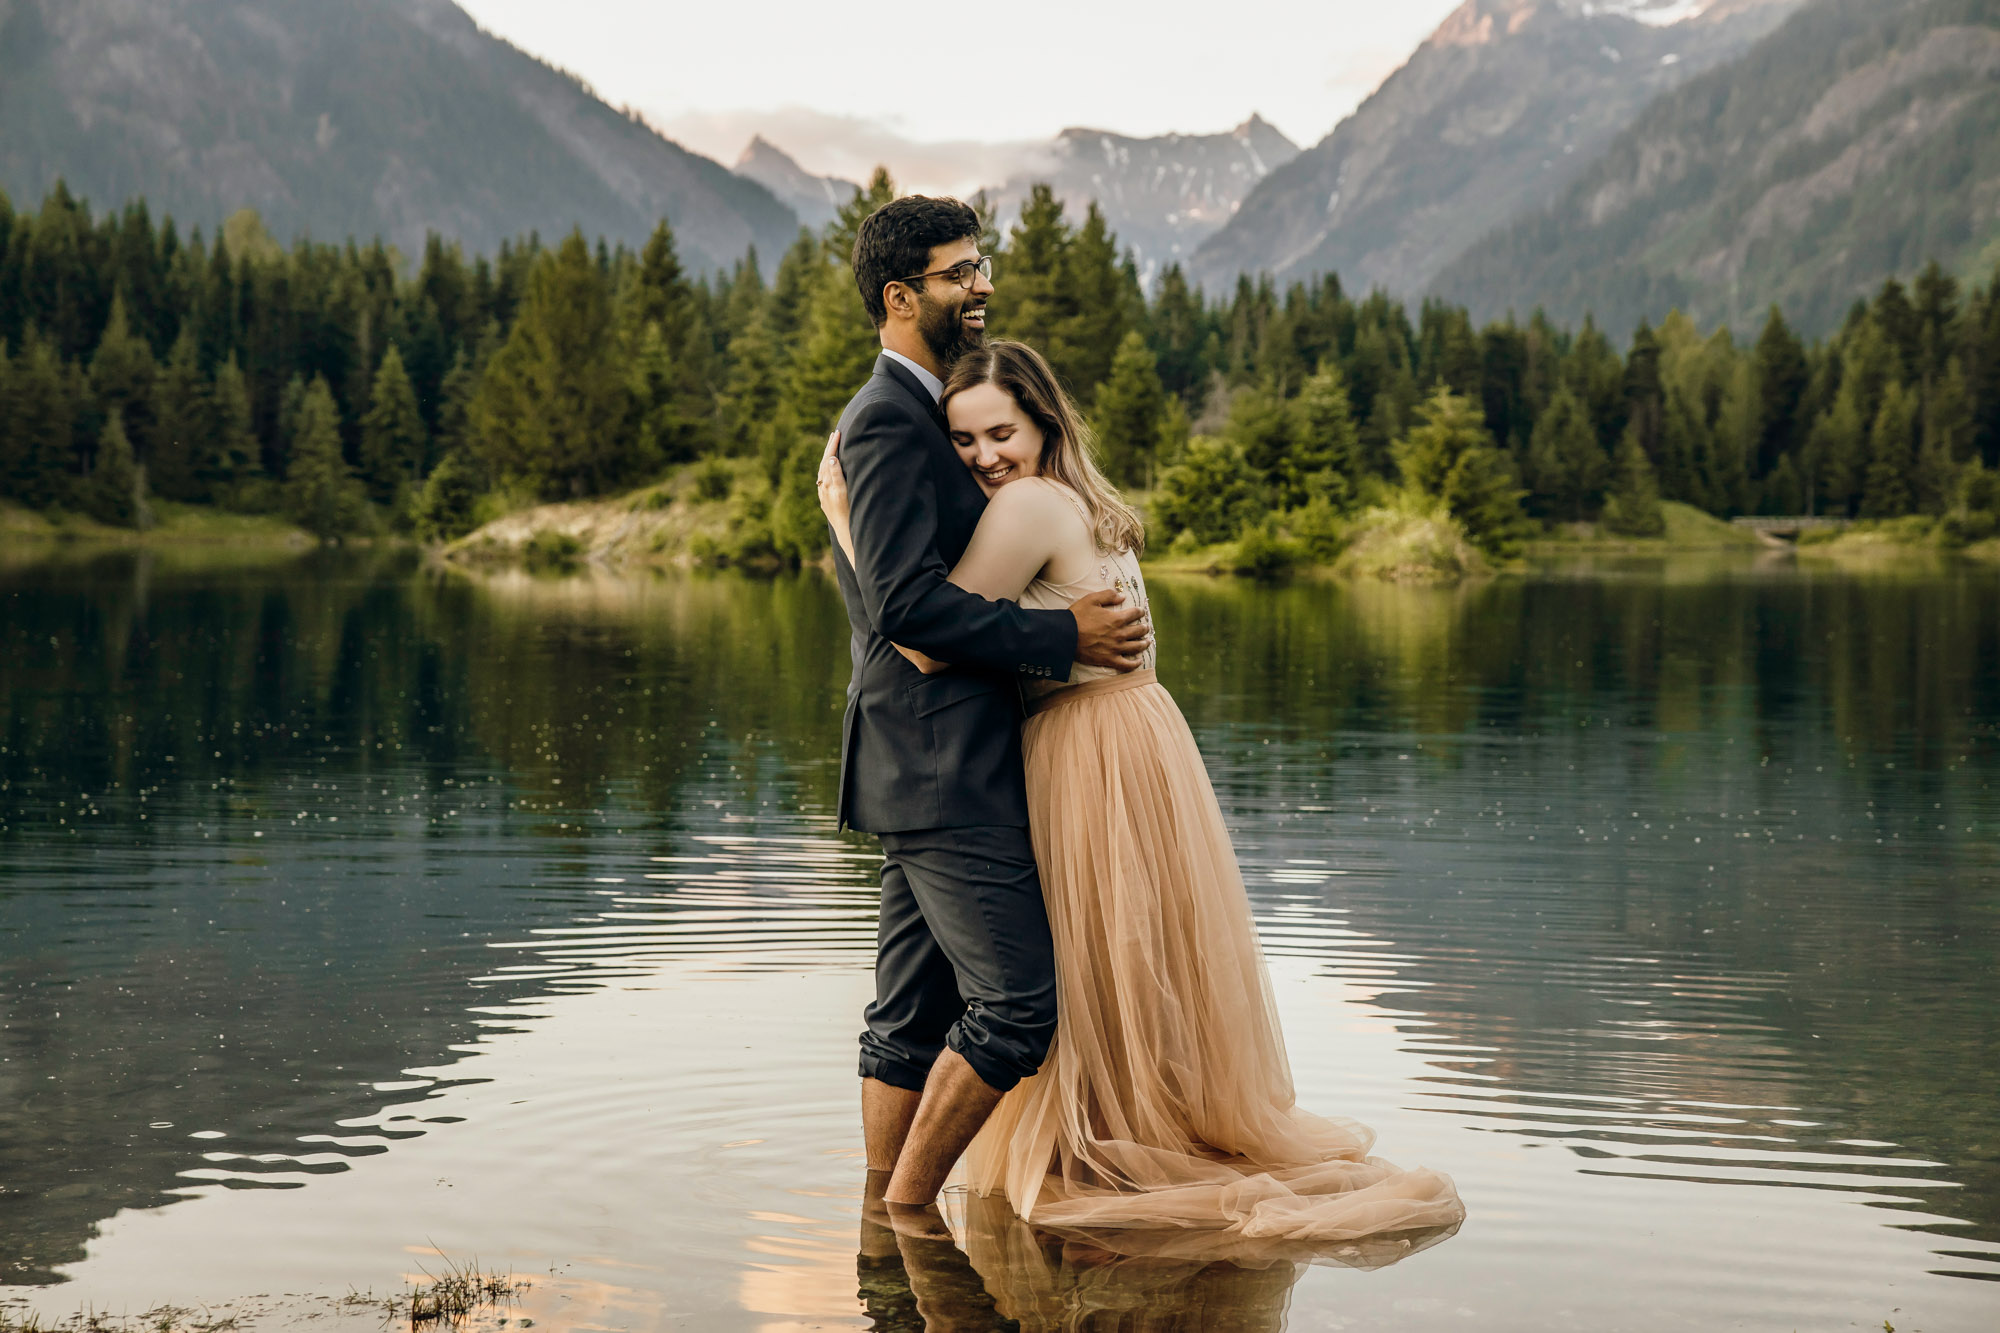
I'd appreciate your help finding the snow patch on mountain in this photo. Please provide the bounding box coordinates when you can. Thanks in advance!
[1576,0,1707,25]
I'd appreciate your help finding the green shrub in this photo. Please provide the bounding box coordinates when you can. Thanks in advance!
[411,452,484,543]
[523,529,584,570]
[1231,518,1304,579]
[693,457,734,502]
[1332,506,1484,582]
[1151,437,1265,546]
[1939,460,2000,547]
[1285,498,1349,564]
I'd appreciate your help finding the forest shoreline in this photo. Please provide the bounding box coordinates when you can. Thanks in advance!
[431,483,1903,584]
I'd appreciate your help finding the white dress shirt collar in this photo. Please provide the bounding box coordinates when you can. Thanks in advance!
[882,348,944,404]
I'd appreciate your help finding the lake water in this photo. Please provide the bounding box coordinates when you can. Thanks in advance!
[2,547,1997,1332]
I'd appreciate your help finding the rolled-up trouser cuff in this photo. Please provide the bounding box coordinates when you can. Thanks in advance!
[862,824,1057,1099]
[858,1047,929,1093]
[947,1026,1038,1094]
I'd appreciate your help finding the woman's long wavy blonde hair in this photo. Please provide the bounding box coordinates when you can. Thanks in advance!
[941,340,1146,554]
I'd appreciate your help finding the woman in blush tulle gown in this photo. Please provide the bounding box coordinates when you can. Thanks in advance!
[817,339,1463,1246]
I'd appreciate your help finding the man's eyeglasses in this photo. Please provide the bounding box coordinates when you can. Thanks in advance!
[894,255,993,292]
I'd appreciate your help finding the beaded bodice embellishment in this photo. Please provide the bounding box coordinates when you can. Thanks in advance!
[1017,481,1156,691]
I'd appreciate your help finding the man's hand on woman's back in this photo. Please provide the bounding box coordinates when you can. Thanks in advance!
[1069,589,1151,672]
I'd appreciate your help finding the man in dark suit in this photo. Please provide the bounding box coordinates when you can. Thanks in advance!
[827,195,1149,1214]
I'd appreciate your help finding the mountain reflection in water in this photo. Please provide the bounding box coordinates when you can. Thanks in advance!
[1,548,1996,1331]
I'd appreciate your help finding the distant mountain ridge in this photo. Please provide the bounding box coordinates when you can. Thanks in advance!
[1431,0,2000,333]
[985,116,1301,275]
[1190,0,1804,298]
[732,136,859,231]
[0,0,798,270]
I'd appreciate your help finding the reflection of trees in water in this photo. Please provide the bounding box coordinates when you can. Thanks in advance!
[0,555,850,1283]
[1145,562,2000,1258]
[0,551,547,1281]
[436,565,850,818]
[3,552,1996,1287]
[1152,562,2000,771]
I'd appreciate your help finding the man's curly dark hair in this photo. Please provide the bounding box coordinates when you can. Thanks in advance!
[851,195,981,328]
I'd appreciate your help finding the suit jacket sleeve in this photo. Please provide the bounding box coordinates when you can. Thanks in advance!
[838,398,1077,678]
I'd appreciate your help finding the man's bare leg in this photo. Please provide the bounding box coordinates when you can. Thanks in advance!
[862,1077,923,1173]
[882,1048,1004,1207]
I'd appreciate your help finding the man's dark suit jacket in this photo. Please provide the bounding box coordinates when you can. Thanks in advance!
[831,354,1077,833]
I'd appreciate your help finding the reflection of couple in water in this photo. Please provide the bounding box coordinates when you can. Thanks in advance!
[818,194,1463,1321]
[860,1189,1458,1332]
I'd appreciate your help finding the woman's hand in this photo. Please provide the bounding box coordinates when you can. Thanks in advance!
[815,430,859,567]
[815,430,849,526]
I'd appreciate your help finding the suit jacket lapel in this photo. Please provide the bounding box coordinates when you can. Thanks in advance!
[875,354,950,437]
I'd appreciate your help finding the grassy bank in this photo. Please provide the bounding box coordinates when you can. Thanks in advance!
[1521,501,1763,554]
[1793,514,2000,564]
[1,499,313,547]
[444,459,743,572]
[1144,506,1486,583]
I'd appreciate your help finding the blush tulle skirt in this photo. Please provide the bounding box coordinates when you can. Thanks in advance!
[960,670,1465,1243]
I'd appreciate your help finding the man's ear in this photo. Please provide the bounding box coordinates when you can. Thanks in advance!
[882,280,918,323]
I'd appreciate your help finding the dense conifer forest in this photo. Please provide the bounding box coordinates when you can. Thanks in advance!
[2,173,1998,564]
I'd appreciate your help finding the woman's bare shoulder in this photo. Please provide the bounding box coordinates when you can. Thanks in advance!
[999,476,1090,523]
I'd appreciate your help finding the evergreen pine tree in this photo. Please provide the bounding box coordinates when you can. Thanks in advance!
[1288,362,1362,511]
[1872,278,1920,377]
[89,295,157,459]
[284,376,367,538]
[472,232,636,499]
[2,332,77,509]
[1000,186,1073,367]
[1527,386,1609,522]
[1601,426,1665,537]
[1752,306,1809,477]
[1814,385,1869,517]
[1148,264,1207,405]
[273,373,310,483]
[717,312,781,459]
[1924,357,1975,462]
[1441,445,1535,560]
[150,328,210,501]
[360,343,427,505]
[434,344,481,463]
[1224,385,1293,504]
[1053,204,1125,404]
[83,407,147,528]
[204,353,261,495]
[1622,320,1664,462]
[411,450,484,543]
[628,218,716,458]
[766,229,820,354]
[767,257,877,562]
[1396,387,1531,557]
[1972,282,2000,466]
[1860,380,1917,517]
[1091,330,1165,488]
[1762,453,1805,515]
[1706,359,1755,516]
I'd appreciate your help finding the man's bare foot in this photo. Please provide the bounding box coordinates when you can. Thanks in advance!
[884,1199,955,1242]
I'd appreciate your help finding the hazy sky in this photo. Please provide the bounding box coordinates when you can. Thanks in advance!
[456,0,1463,186]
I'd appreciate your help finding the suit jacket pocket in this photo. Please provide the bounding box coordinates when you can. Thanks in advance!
[905,671,999,719]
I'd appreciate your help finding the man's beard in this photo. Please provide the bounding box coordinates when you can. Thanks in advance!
[917,290,982,369]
